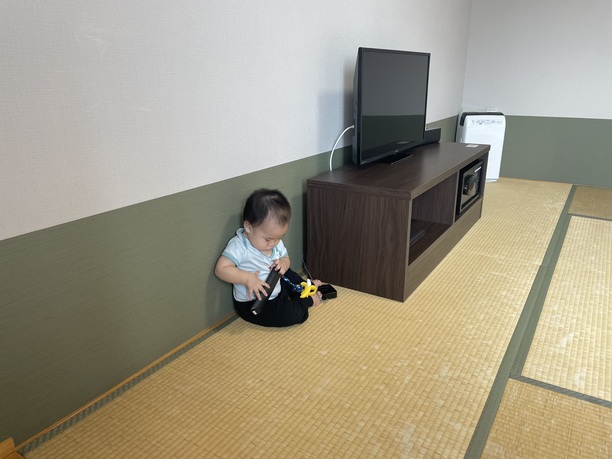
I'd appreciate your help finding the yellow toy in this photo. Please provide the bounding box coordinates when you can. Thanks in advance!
[299,280,318,299]
[280,274,318,298]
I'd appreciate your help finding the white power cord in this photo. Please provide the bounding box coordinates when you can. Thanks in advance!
[328,125,354,171]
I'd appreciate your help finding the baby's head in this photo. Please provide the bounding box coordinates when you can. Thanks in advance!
[243,189,291,252]
[243,189,291,228]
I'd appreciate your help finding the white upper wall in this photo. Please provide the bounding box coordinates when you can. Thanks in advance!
[463,0,612,118]
[0,0,473,241]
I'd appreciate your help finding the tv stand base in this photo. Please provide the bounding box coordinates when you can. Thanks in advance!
[378,152,413,164]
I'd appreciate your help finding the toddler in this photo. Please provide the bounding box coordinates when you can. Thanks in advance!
[215,188,322,327]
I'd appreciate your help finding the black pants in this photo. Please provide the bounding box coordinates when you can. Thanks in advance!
[233,268,313,327]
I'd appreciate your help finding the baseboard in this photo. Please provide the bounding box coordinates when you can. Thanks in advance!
[16,312,238,454]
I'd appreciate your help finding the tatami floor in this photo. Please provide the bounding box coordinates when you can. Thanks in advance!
[20,178,612,458]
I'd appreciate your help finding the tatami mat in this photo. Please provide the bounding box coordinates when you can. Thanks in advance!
[482,379,612,458]
[522,216,612,401]
[24,179,574,458]
[569,186,612,220]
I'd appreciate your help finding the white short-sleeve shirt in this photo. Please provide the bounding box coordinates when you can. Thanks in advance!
[221,228,288,301]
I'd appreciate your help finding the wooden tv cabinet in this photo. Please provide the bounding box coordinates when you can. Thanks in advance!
[306,142,489,301]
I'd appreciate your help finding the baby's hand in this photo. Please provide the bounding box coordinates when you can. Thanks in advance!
[271,258,288,275]
[245,271,268,301]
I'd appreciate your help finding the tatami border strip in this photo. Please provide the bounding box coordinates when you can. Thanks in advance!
[510,187,577,375]
[509,373,612,408]
[18,314,239,456]
[463,185,577,459]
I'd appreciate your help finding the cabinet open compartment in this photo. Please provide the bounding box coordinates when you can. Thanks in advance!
[408,173,457,264]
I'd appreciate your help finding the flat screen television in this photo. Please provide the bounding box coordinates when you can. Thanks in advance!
[352,47,430,165]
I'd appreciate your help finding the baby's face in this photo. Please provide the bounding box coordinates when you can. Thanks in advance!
[244,217,289,256]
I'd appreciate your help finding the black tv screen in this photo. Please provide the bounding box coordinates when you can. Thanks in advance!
[352,48,430,165]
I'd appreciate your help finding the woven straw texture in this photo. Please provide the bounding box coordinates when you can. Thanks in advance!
[570,186,612,220]
[522,216,612,401]
[483,379,611,458]
[25,178,582,459]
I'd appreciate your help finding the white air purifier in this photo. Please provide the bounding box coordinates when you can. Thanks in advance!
[456,112,506,181]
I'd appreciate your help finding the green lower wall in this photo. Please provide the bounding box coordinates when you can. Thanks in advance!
[0,145,354,446]
[3,115,608,445]
[426,116,458,143]
[501,116,612,188]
